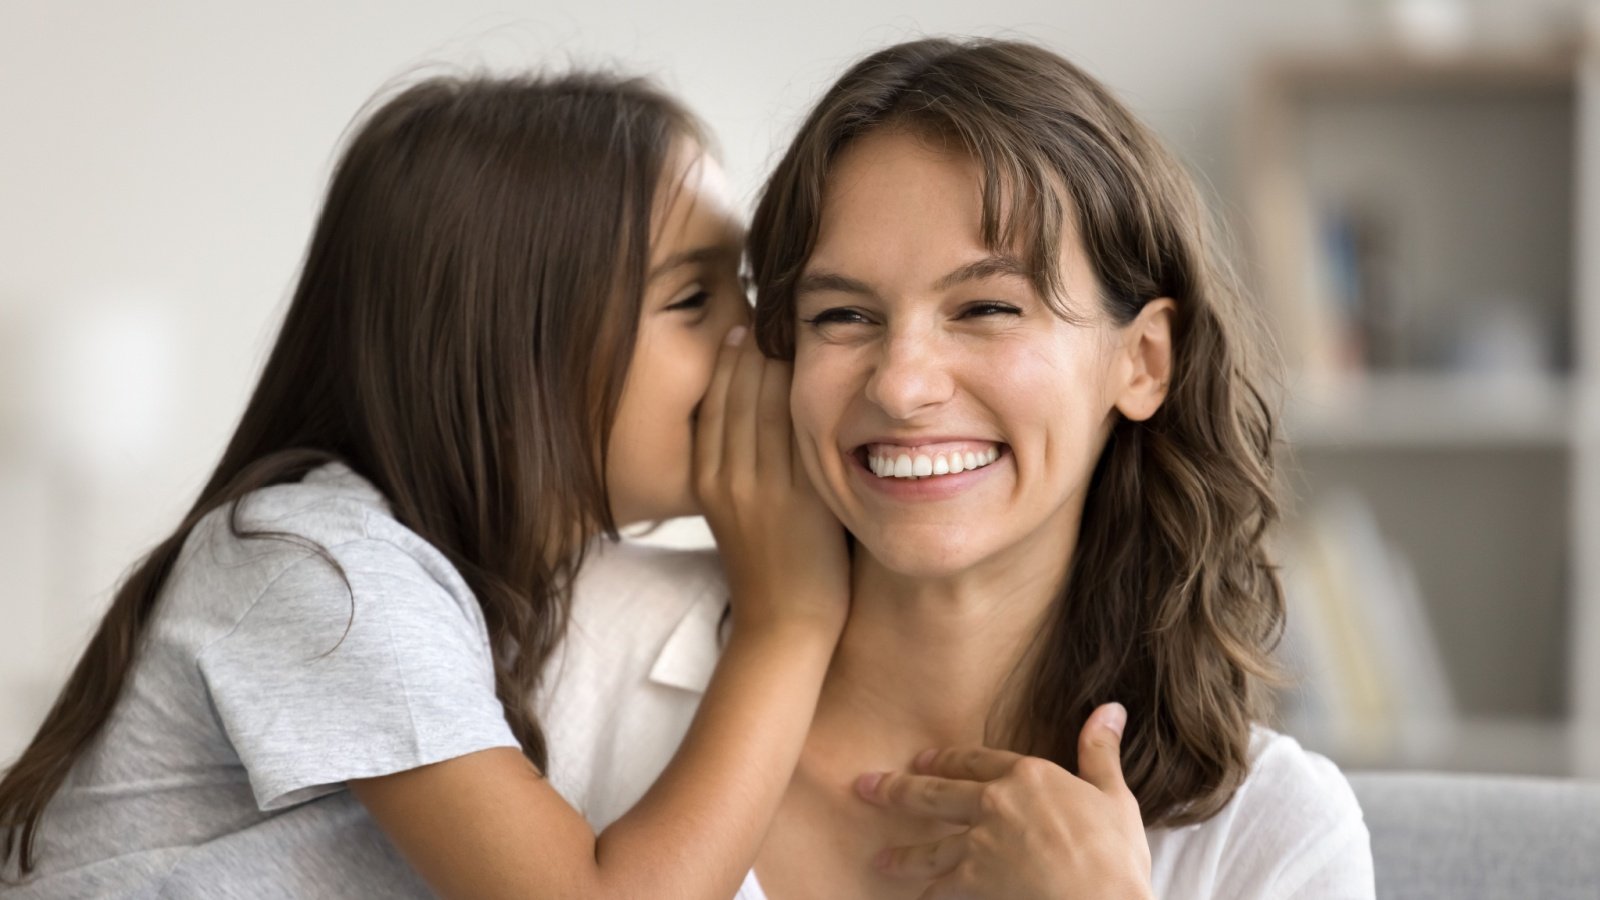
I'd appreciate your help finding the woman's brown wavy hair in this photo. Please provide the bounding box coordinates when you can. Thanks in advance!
[1,72,701,876]
[748,37,1287,827]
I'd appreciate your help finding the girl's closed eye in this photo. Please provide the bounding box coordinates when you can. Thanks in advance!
[666,287,711,314]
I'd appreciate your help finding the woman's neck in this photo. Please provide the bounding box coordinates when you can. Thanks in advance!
[808,527,1074,767]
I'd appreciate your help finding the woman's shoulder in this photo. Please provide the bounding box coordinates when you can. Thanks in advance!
[1146,725,1374,898]
[1237,725,1365,823]
[572,537,726,611]
[538,538,727,826]
[557,536,727,688]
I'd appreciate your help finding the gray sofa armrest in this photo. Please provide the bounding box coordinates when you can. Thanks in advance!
[1348,771,1600,900]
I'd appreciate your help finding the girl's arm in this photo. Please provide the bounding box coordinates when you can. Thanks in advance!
[350,327,849,899]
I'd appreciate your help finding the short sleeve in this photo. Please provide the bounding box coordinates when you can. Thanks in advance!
[197,539,520,811]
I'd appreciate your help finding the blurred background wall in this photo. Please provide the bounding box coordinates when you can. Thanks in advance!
[3,0,1597,777]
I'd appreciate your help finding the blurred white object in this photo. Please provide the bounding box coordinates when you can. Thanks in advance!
[1448,297,1554,377]
[622,516,715,550]
[1385,0,1474,56]
[0,298,186,762]
[24,299,182,477]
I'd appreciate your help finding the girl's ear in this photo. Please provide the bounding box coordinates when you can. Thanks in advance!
[1113,298,1176,422]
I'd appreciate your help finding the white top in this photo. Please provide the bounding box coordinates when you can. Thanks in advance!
[538,539,1376,900]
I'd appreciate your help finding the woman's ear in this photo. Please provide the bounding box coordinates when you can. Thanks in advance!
[1113,298,1176,422]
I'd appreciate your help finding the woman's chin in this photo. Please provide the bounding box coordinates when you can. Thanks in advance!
[856,531,993,580]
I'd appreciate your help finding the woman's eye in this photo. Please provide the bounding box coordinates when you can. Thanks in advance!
[802,307,871,327]
[962,301,1021,319]
[667,290,711,312]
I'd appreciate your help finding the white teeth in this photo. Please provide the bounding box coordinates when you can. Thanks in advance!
[865,445,1003,480]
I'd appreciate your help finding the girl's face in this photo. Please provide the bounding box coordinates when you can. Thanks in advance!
[607,144,749,526]
[790,129,1172,578]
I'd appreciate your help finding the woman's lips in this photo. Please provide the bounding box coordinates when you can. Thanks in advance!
[848,442,1008,500]
[861,441,1003,479]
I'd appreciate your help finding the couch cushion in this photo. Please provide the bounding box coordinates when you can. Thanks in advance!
[1348,771,1600,900]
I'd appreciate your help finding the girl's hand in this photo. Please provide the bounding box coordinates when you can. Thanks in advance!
[856,702,1153,900]
[694,325,850,638]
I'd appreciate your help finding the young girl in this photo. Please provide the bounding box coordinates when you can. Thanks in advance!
[540,38,1374,899]
[0,73,848,897]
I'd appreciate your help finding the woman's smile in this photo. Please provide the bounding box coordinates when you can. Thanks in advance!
[849,440,1010,501]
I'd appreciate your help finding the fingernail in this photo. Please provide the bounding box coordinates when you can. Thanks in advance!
[725,325,748,346]
[855,771,885,799]
[1102,702,1127,738]
[914,749,938,772]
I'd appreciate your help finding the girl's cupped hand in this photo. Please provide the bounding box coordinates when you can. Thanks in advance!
[856,702,1153,900]
[694,325,850,638]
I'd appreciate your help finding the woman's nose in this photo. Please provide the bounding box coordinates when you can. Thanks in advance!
[863,333,955,420]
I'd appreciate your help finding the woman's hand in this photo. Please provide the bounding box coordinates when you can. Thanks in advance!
[856,702,1153,900]
[694,325,850,638]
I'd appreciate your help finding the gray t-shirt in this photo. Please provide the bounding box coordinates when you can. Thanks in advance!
[4,463,520,898]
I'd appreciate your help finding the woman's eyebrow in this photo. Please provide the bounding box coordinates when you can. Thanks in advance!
[932,255,1030,290]
[795,270,878,299]
[793,254,1030,302]
[796,255,1030,299]
[649,243,742,281]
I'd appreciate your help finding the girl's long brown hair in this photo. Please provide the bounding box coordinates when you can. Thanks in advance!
[749,38,1288,827]
[0,72,700,875]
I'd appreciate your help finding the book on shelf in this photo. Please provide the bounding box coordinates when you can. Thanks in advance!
[1275,488,1457,763]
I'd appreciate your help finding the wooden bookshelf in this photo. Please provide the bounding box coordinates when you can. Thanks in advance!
[1284,372,1573,449]
[1246,43,1600,778]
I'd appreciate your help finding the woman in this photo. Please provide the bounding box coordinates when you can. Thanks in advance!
[0,73,848,898]
[544,38,1372,899]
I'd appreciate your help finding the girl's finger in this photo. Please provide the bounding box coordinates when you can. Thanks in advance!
[695,325,748,479]
[912,746,1028,783]
[874,831,968,881]
[856,771,986,825]
[719,329,767,481]
[753,357,792,480]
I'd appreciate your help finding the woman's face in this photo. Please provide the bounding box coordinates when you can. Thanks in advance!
[608,143,749,527]
[790,129,1170,578]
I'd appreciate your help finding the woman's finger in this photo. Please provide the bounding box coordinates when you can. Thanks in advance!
[1076,702,1129,796]
[694,325,748,481]
[912,746,1028,783]
[874,831,968,881]
[856,771,986,825]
